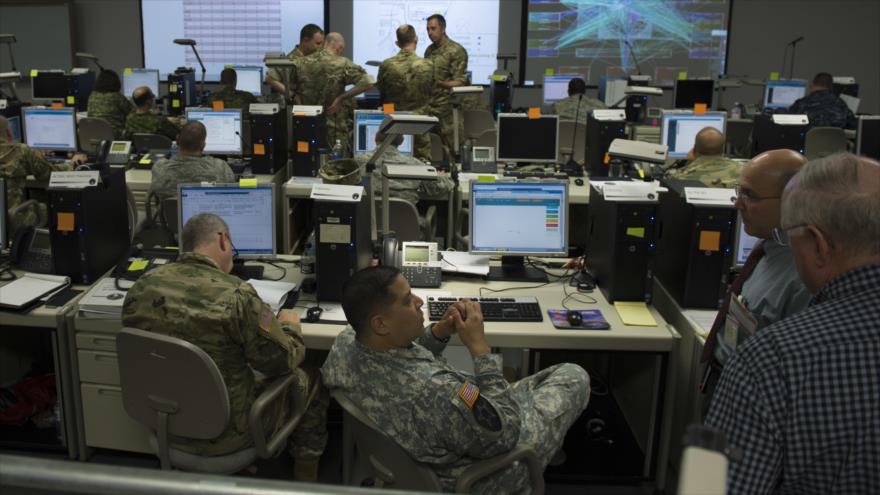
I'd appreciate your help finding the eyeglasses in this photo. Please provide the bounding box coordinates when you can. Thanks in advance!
[218,231,239,258]
[734,185,781,204]
[771,224,808,246]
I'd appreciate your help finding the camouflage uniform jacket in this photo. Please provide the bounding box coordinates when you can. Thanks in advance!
[551,94,607,125]
[209,87,257,111]
[125,111,181,141]
[0,138,72,230]
[121,252,307,456]
[377,49,437,115]
[354,146,454,204]
[150,154,235,202]
[267,46,305,88]
[666,155,742,188]
[87,90,134,139]
[788,89,857,129]
[424,37,468,114]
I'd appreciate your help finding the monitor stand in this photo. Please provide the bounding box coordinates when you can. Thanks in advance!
[487,256,548,283]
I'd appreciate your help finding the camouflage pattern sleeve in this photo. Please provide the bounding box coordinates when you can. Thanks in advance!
[449,43,468,84]
[21,145,71,181]
[231,282,306,376]
[415,325,449,357]
[344,59,372,89]
[418,174,454,199]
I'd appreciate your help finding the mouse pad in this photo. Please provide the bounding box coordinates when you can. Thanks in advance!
[548,309,611,330]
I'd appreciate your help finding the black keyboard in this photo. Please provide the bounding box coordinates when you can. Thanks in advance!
[503,170,570,180]
[427,296,543,322]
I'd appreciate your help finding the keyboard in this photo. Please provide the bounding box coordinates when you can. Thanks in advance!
[401,265,441,288]
[503,170,570,180]
[427,296,543,322]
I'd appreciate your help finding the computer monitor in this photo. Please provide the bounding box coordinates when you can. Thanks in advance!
[7,116,22,143]
[185,108,243,155]
[231,66,263,96]
[542,74,579,104]
[178,183,276,258]
[762,80,806,110]
[661,111,726,159]
[470,181,569,281]
[673,79,714,109]
[22,107,78,152]
[31,71,68,100]
[123,68,160,99]
[856,116,880,160]
[0,177,6,249]
[353,110,413,156]
[496,113,559,165]
[733,215,759,268]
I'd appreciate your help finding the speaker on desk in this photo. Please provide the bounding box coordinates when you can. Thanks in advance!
[586,111,626,178]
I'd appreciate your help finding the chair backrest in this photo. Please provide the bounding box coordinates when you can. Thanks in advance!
[724,119,753,158]
[376,198,422,242]
[557,120,586,163]
[804,126,847,160]
[132,133,173,154]
[116,327,230,439]
[77,117,115,154]
[475,129,497,148]
[463,109,495,141]
[332,390,442,491]
[161,197,179,235]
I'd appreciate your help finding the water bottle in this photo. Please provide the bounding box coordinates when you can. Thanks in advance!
[301,230,316,274]
[331,139,343,160]
[730,102,742,120]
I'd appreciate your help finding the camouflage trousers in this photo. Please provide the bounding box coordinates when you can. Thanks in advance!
[285,365,330,462]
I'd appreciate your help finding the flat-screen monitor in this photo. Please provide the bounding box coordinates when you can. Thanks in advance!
[123,68,160,99]
[231,66,263,96]
[7,116,22,143]
[470,181,569,281]
[857,116,880,160]
[0,177,6,249]
[673,79,714,109]
[185,108,243,155]
[733,215,759,268]
[661,111,726,158]
[178,183,275,258]
[22,107,78,152]
[31,71,68,100]
[543,74,579,104]
[496,114,559,164]
[763,80,806,110]
[353,110,413,157]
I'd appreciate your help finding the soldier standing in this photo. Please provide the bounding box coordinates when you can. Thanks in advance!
[266,24,324,96]
[424,14,468,153]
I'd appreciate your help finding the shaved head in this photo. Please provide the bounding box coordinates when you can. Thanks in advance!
[736,149,808,238]
[747,149,808,192]
[694,127,724,156]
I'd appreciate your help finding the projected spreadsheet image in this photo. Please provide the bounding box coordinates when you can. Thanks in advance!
[180,186,274,255]
[471,184,566,254]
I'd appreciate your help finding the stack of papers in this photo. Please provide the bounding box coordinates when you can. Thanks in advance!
[613,301,658,326]
[79,277,133,318]
[247,279,298,313]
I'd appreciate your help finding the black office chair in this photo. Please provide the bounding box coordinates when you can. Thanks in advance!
[132,133,173,154]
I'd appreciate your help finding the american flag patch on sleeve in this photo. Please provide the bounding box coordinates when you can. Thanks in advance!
[259,308,271,332]
[458,381,480,409]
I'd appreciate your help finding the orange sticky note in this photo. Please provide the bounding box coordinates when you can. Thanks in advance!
[297,141,309,153]
[528,107,541,119]
[603,152,610,165]
[57,212,75,232]
[51,102,64,109]
[212,100,225,111]
[383,103,395,114]
[694,103,708,115]
[699,230,721,252]
[253,143,266,155]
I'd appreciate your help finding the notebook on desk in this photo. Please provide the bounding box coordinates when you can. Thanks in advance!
[0,273,71,311]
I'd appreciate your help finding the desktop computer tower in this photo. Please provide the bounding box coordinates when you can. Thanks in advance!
[314,197,372,301]
[752,114,808,155]
[585,183,657,303]
[65,72,96,112]
[249,104,288,175]
[47,168,130,284]
[167,70,196,116]
[586,111,626,177]
[291,110,326,177]
[655,180,737,309]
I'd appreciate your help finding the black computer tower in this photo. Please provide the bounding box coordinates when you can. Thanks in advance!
[167,70,197,116]
[47,169,130,284]
[655,180,737,309]
[585,184,657,303]
[66,72,96,112]
[586,112,626,177]
[752,114,808,156]
[315,197,372,301]
[249,105,288,175]
[291,113,326,177]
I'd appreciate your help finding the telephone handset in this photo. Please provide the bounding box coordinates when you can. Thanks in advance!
[382,235,400,267]
[11,226,55,274]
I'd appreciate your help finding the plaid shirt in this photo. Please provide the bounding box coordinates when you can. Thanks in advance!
[706,263,880,494]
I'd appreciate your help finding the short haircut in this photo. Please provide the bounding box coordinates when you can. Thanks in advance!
[396,24,416,45]
[132,86,154,107]
[93,70,122,92]
[220,67,237,86]
[812,72,833,88]
[568,77,587,95]
[300,23,324,41]
[782,153,880,257]
[177,121,207,153]
[694,127,724,156]
[341,266,402,336]
[181,213,228,252]
[375,131,405,147]
[426,14,446,29]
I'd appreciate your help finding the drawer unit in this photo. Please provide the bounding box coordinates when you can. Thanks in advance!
[81,383,152,454]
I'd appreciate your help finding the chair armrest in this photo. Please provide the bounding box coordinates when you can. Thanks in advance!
[248,370,320,459]
[454,445,544,495]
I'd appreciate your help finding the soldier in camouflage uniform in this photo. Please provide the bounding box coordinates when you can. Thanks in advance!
[0,116,84,231]
[87,70,134,139]
[125,86,182,141]
[666,127,742,188]
[788,72,857,129]
[122,213,328,481]
[266,24,324,97]
[377,24,438,161]
[424,14,469,153]
[209,68,257,113]
[149,122,235,202]
[323,267,590,494]
[291,33,374,157]
[551,78,606,125]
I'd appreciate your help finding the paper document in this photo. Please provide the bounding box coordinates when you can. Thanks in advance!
[287,176,323,185]
[613,301,658,326]
[0,273,71,309]
[683,309,718,338]
[79,277,133,317]
[439,251,490,276]
[248,279,298,313]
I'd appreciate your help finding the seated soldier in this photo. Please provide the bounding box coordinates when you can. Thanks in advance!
[210,67,258,112]
[125,86,182,141]
[666,127,741,188]
[551,77,606,125]
[149,122,235,203]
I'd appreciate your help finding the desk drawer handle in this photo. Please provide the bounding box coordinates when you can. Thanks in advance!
[91,338,115,347]
[93,354,118,364]
[97,388,122,397]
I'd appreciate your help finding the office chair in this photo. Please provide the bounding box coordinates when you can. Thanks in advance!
[804,126,847,159]
[475,129,497,148]
[160,197,179,236]
[463,109,495,145]
[125,185,139,242]
[332,390,545,494]
[132,133,173,154]
[375,198,436,242]
[558,120,586,164]
[77,117,114,156]
[116,327,314,474]
[724,119,753,158]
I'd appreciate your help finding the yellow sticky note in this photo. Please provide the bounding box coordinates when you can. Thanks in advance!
[30,69,38,77]
[212,100,225,111]
[699,230,721,252]
[545,68,554,76]
[383,103,395,114]
[225,64,232,69]
[297,140,309,153]
[477,175,496,183]
[626,227,645,238]
[239,177,258,188]
[678,71,687,80]
[57,212,75,232]
[172,99,180,108]
[128,260,149,271]
[694,103,707,115]
[253,143,266,156]
[614,301,658,326]
[528,107,541,119]
[169,83,178,92]
[124,68,133,76]
[66,96,75,105]
[769,71,779,81]
[139,157,152,165]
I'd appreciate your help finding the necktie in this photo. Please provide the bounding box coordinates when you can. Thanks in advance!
[701,240,767,363]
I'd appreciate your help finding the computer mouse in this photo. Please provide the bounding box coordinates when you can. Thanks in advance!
[305,306,323,323]
[567,310,583,327]
[574,178,585,187]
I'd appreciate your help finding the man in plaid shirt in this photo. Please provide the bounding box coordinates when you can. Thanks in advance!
[705,153,880,494]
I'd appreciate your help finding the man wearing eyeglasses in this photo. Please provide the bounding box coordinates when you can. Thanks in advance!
[699,149,812,412]
[705,153,880,494]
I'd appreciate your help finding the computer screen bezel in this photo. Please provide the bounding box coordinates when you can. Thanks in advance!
[22,107,78,152]
[30,71,68,101]
[673,79,715,109]
[660,110,728,158]
[732,214,759,268]
[353,109,414,157]
[230,65,264,96]
[468,180,570,257]
[123,68,161,99]
[7,115,22,143]
[177,182,277,259]
[495,113,560,164]
[542,74,580,104]
[184,107,244,156]
[762,79,807,109]
[856,115,880,160]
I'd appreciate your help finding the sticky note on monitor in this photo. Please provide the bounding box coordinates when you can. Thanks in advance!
[699,230,721,252]
[694,103,707,115]
[769,72,779,81]
[239,177,258,188]
[124,68,133,76]
[383,103,395,114]
[297,141,309,153]
[678,71,688,80]
[545,68,554,76]
[613,301,657,326]
[528,107,541,119]
[172,99,180,108]
[212,100,225,111]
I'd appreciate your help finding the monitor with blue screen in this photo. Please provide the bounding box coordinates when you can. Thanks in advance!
[123,69,160,99]
[354,110,413,156]
[230,66,263,96]
[763,80,806,110]
[185,108,243,155]
[22,107,78,152]
[661,111,727,158]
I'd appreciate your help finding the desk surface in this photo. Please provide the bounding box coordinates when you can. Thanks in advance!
[125,168,282,192]
[0,272,89,328]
